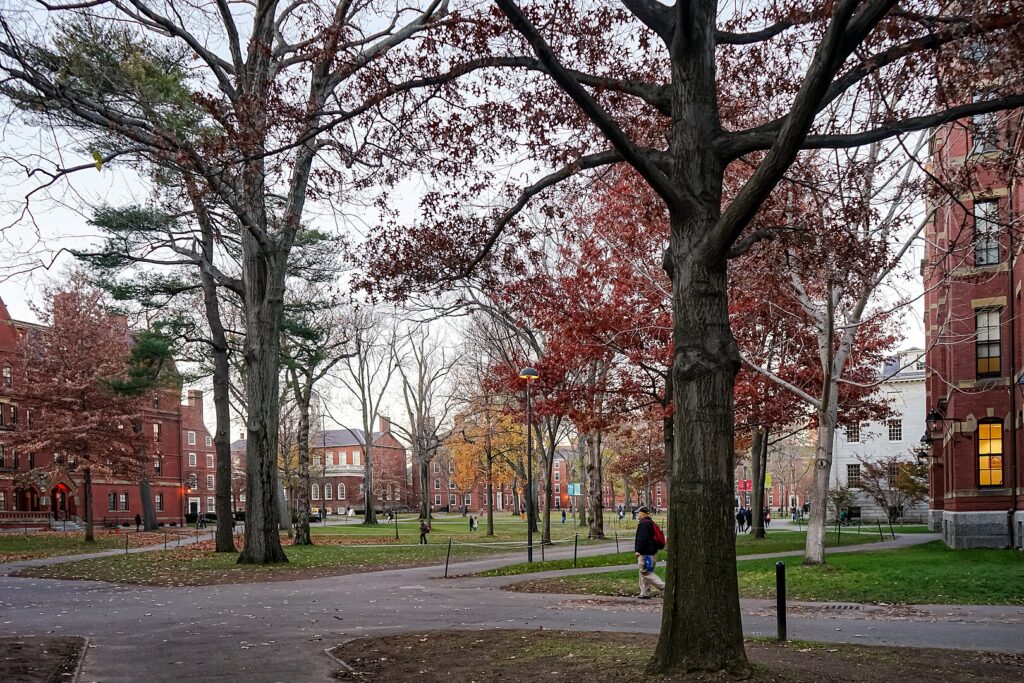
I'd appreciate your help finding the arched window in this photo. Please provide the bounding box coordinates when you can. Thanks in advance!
[978,419,1004,487]
[2,364,11,388]
[324,483,333,500]
[337,483,346,499]
[311,484,320,501]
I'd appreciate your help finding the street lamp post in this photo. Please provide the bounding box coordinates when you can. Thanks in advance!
[519,366,539,562]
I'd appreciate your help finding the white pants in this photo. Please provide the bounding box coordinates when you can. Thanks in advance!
[638,555,665,596]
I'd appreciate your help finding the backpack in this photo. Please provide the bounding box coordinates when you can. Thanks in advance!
[651,520,666,551]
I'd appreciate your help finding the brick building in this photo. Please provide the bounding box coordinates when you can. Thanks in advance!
[0,297,212,528]
[923,105,1024,548]
[232,416,409,516]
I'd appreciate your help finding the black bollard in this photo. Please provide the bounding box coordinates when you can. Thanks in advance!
[776,561,787,641]
[444,537,452,578]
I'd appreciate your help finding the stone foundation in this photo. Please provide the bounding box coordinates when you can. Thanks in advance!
[941,510,1014,549]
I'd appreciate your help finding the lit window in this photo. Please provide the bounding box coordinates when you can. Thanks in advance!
[973,200,1000,265]
[978,420,1004,487]
[845,424,860,443]
[847,464,861,488]
[887,419,903,442]
[976,308,1002,377]
[187,431,196,445]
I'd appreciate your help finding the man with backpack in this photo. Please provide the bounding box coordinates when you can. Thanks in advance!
[634,506,665,599]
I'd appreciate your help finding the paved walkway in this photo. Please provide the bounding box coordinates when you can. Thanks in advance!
[1,531,1020,682]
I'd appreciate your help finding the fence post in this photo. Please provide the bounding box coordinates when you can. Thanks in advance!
[776,561,787,641]
[573,533,578,568]
[444,537,452,578]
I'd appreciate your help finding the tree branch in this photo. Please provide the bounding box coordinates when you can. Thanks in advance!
[494,0,688,212]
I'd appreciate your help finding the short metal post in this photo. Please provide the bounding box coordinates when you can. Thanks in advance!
[573,533,578,568]
[615,531,620,554]
[876,520,884,541]
[444,537,452,578]
[776,561,787,641]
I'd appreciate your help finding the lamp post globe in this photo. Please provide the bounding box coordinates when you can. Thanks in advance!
[519,367,538,561]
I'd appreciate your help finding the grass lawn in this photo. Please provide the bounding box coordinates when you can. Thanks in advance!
[310,513,617,546]
[12,531,541,586]
[330,630,1024,682]
[505,541,1024,605]
[478,531,877,577]
[0,530,188,562]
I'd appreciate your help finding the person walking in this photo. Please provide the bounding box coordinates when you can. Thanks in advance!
[634,506,666,599]
[134,513,142,532]
[419,520,430,544]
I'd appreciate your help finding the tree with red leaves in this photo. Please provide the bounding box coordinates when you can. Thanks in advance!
[1,278,150,542]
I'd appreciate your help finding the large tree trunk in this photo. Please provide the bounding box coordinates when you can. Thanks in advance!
[237,282,288,563]
[417,456,432,521]
[139,478,158,531]
[750,427,768,539]
[586,431,604,539]
[293,383,313,545]
[804,402,838,564]
[83,467,94,543]
[363,431,377,524]
[650,243,747,672]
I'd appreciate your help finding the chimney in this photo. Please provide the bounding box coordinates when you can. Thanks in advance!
[187,389,204,413]
[379,415,391,434]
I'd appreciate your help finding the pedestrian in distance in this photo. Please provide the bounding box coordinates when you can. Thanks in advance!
[634,506,666,599]
[419,520,430,544]
[134,513,142,532]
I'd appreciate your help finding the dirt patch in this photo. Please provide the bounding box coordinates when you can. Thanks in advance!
[0,636,86,682]
[328,630,1024,682]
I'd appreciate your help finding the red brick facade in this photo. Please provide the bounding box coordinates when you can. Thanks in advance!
[0,297,210,527]
[924,109,1024,548]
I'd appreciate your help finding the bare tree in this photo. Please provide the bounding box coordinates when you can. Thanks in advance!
[337,308,399,525]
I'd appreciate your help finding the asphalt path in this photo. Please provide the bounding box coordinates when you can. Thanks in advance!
[1,532,1021,681]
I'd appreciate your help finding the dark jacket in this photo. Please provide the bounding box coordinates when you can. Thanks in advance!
[635,516,658,555]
